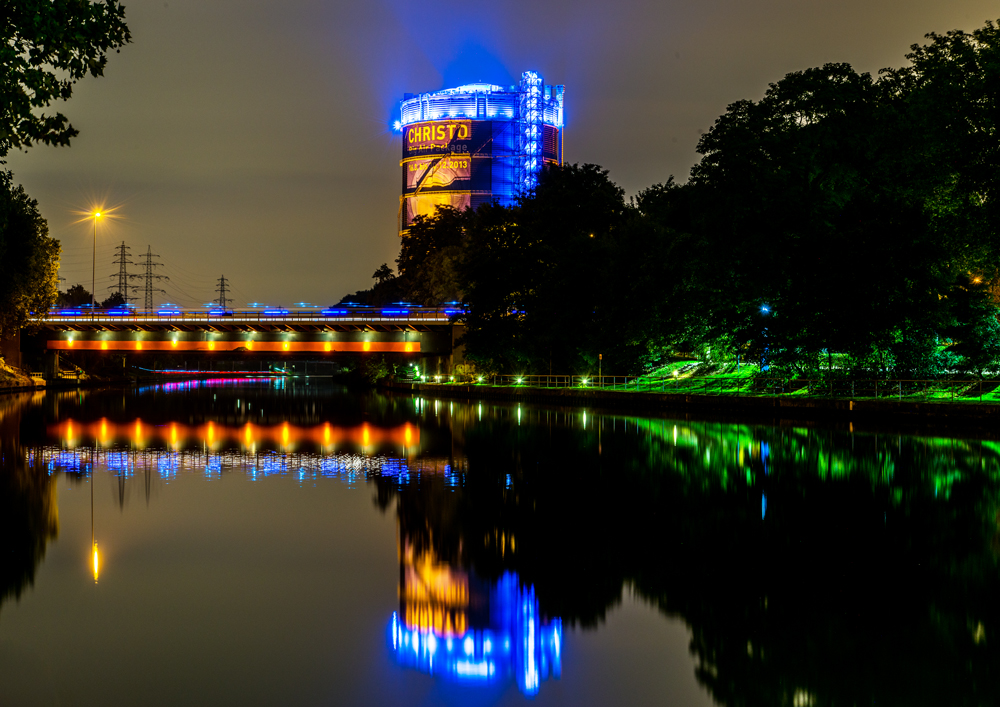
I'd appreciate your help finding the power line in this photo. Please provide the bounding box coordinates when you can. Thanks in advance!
[136,246,168,311]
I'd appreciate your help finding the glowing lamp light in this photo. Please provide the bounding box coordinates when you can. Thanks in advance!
[92,543,100,583]
[760,304,771,314]
[477,376,483,383]
[392,120,402,132]
[516,377,523,384]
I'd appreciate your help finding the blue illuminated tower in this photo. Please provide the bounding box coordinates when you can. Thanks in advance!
[397,71,564,236]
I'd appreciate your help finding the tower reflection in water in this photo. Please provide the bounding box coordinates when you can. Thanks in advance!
[389,544,561,695]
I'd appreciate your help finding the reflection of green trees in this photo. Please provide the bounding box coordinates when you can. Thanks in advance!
[0,393,58,613]
[380,410,1000,706]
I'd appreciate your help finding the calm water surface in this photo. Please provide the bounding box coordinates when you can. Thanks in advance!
[1,379,999,706]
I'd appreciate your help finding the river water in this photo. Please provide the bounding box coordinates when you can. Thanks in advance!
[0,378,998,706]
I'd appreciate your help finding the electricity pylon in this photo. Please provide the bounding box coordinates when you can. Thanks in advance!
[136,246,168,312]
[215,275,231,310]
[107,241,139,304]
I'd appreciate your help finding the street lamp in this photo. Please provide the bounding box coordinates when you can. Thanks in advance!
[91,211,102,312]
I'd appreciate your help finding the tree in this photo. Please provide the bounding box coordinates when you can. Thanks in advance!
[667,32,1000,376]
[58,284,91,307]
[0,0,131,157]
[397,206,469,305]
[946,277,1000,377]
[0,172,60,339]
[372,263,394,286]
[100,291,126,309]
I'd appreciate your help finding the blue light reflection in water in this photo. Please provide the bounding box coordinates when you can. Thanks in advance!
[389,573,562,696]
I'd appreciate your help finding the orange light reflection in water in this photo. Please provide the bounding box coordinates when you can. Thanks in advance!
[400,541,469,637]
[50,419,420,450]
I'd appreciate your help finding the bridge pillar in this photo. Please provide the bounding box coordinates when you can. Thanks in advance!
[43,350,60,380]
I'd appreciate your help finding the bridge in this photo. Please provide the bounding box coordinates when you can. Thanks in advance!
[15,307,465,378]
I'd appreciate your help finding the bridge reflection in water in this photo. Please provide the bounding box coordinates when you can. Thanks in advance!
[29,448,563,697]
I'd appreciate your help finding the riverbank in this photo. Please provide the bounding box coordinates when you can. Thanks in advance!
[0,359,44,394]
[384,379,1000,428]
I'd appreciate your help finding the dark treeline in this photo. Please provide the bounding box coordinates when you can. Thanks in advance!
[363,21,1000,377]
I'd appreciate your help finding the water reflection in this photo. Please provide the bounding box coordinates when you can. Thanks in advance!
[7,379,1000,704]
[390,497,561,694]
[0,392,58,614]
[390,567,561,694]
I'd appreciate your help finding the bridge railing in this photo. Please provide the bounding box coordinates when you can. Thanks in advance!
[33,307,462,323]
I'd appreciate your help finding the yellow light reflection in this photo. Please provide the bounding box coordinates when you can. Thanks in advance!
[244,423,253,445]
[92,543,99,583]
[207,421,215,445]
[246,340,254,350]
[170,423,178,445]
[281,422,290,445]
[324,342,332,352]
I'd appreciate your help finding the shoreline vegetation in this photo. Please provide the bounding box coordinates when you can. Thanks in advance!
[382,360,1000,432]
[346,21,1000,388]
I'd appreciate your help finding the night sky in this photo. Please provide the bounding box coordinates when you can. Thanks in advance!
[6,0,997,307]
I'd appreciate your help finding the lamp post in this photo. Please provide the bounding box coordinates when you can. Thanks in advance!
[91,211,102,313]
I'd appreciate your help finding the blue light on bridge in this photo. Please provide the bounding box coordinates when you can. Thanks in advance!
[322,308,349,317]
[262,308,289,316]
[208,309,232,317]
[58,309,82,316]
[380,308,410,317]
[157,310,182,316]
[105,308,131,316]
